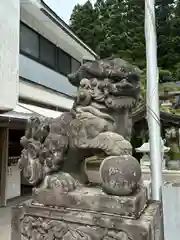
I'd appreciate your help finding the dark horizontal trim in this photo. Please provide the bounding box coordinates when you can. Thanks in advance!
[132,105,180,126]
[40,0,98,59]
[83,59,94,64]
[0,116,27,130]
[0,98,72,129]
[132,105,146,123]
[0,109,13,114]
[160,111,180,126]
[19,76,75,100]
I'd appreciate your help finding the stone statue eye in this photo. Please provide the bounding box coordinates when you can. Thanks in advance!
[98,82,107,89]
[98,83,103,89]
[80,78,89,87]
[91,79,97,87]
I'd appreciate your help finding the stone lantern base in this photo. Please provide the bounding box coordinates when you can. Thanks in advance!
[11,187,162,240]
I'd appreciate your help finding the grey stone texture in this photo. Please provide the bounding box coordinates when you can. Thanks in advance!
[18,58,142,196]
[11,199,162,240]
[100,156,142,196]
[32,186,147,219]
[13,59,162,240]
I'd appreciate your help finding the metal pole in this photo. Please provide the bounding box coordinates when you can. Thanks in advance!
[145,3,165,238]
[145,0,163,201]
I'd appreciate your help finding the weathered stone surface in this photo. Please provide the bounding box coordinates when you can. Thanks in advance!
[11,200,162,240]
[18,58,142,196]
[32,186,147,219]
[100,156,142,196]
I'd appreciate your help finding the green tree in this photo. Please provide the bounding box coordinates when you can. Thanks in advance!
[71,0,145,68]
[70,0,179,79]
[169,1,180,70]
[159,69,174,83]
[156,0,176,69]
[70,1,98,51]
[174,63,180,81]
[125,0,145,68]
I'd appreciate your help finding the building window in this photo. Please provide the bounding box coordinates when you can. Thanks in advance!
[58,49,71,75]
[20,23,82,77]
[71,58,81,72]
[20,23,39,59]
[39,36,56,68]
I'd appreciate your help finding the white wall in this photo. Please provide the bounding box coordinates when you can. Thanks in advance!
[0,0,19,111]
[19,79,74,111]
[162,183,180,240]
[19,54,76,96]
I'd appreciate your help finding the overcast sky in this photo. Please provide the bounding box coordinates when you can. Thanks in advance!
[44,0,94,24]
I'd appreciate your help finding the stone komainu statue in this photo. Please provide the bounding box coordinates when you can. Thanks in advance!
[19,58,142,196]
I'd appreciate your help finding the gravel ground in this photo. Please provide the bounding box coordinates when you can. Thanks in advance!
[0,207,11,240]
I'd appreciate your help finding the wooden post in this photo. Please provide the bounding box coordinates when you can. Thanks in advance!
[0,128,9,206]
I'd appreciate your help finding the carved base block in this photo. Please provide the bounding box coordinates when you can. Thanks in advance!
[11,200,162,240]
[32,186,147,219]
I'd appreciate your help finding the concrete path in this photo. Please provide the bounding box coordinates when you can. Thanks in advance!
[0,207,11,240]
[0,195,30,240]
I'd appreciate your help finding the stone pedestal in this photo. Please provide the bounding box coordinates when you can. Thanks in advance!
[32,186,147,219]
[11,187,162,240]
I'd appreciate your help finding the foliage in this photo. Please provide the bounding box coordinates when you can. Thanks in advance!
[139,68,179,97]
[160,106,180,115]
[168,143,180,160]
[174,62,180,80]
[70,1,99,51]
[70,0,145,68]
[70,0,180,115]
[159,69,174,83]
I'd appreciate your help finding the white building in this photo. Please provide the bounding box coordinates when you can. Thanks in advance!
[0,0,97,206]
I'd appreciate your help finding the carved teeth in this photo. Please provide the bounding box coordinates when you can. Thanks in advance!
[112,97,135,108]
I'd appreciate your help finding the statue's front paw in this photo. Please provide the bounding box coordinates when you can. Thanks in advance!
[33,172,80,195]
[32,173,82,205]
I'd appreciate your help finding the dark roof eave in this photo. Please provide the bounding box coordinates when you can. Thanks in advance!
[132,105,180,126]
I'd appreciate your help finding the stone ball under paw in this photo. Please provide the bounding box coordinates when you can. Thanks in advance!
[99,155,141,196]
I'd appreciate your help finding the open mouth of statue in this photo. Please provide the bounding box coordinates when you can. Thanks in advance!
[105,96,136,109]
[108,86,140,97]
[91,96,136,110]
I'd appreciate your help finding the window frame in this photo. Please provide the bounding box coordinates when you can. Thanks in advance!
[57,48,72,76]
[39,35,57,69]
[20,21,81,77]
[71,57,81,73]
[20,22,40,60]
